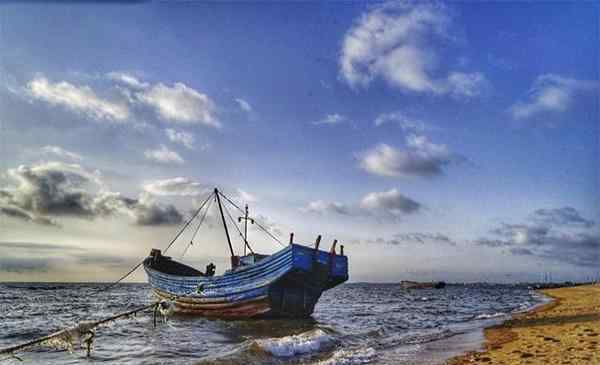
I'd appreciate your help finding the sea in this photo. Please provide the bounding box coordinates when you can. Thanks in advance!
[0,283,550,365]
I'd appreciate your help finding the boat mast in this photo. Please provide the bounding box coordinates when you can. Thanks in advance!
[238,204,254,256]
[214,188,235,258]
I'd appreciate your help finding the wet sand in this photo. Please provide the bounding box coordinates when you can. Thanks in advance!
[447,284,600,365]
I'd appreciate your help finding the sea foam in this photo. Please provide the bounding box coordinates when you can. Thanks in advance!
[255,329,334,357]
[475,312,506,320]
[318,347,377,365]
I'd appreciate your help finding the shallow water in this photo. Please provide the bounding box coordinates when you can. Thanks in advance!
[0,283,548,364]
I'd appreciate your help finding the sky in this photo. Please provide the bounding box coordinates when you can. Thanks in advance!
[0,1,598,283]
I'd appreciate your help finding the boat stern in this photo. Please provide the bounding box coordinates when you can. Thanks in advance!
[265,242,348,318]
[290,243,349,288]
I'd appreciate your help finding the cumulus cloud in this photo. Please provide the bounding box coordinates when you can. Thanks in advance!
[235,98,253,112]
[144,145,185,165]
[301,188,421,218]
[130,193,183,226]
[39,145,83,161]
[312,113,346,126]
[475,206,599,267]
[89,191,183,226]
[365,232,455,246]
[359,134,453,178]
[143,177,205,197]
[509,74,598,120]
[27,76,130,121]
[2,162,102,218]
[0,161,183,227]
[106,72,149,89]
[301,200,351,215]
[339,2,487,98]
[530,206,594,228]
[165,128,195,150]
[360,188,421,217]
[24,73,222,128]
[137,82,220,127]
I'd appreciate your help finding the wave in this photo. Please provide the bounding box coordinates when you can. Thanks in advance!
[474,312,506,320]
[317,347,377,365]
[253,328,335,357]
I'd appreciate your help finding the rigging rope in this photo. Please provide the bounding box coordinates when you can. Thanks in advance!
[217,191,286,247]
[163,191,214,254]
[180,198,214,260]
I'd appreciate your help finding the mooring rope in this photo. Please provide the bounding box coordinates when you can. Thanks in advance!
[0,301,173,361]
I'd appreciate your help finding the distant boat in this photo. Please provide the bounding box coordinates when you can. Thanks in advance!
[144,188,348,319]
[400,280,446,290]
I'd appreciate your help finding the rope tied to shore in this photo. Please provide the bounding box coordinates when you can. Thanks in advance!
[0,301,172,362]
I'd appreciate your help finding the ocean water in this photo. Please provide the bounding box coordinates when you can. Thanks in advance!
[0,283,548,364]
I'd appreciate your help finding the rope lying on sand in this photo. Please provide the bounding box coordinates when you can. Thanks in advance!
[0,300,175,362]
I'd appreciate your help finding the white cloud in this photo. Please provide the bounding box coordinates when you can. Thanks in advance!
[39,145,83,161]
[144,145,184,165]
[300,189,421,218]
[301,200,350,215]
[446,71,489,98]
[143,177,205,196]
[137,82,220,127]
[106,72,149,89]
[374,111,431,132]
[25,74,223,128]
[360,188,421,217]
[509,74,598,120]
[165,128,195,150]
[27,76,129,121]
[339,2,487,98]
[235,98,253,112]
[358,134,452,178]
[313,113,346,125]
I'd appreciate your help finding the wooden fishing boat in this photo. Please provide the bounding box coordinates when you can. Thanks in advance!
[143,188,349,319]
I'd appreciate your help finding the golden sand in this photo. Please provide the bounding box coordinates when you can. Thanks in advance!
[447,284,600,365]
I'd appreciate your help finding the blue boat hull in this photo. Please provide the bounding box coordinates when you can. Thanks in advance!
[143,243,348,318]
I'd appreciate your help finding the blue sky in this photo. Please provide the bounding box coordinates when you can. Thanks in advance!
[0,1,598,282]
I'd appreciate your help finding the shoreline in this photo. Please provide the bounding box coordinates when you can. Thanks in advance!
[445,284,600,364]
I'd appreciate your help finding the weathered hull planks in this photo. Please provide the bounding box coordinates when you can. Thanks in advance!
[153,288,272,317]
[144,244,349,319]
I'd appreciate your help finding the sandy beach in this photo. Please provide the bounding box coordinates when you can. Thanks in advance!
[448,284,600,364]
